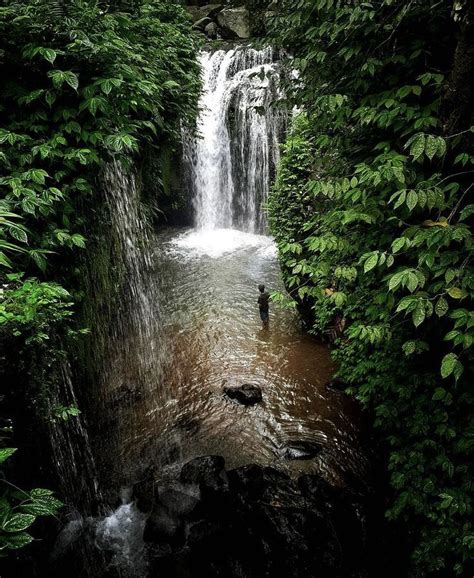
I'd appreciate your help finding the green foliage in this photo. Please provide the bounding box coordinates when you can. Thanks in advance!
[0,0,201,554]
[269,1,473,575]
[0,0,200,275]
[0,275,74,344]
[0,450,63,555]
[50,404,81,422]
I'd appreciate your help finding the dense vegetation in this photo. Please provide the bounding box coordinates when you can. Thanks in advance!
[268,2,473,576]
[0,0,200,555]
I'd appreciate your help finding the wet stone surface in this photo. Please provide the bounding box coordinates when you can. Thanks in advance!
[140,455,371,578]
[224,383,263,406]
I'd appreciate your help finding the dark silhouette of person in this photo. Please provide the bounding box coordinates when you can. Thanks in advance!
[257,284,270,325]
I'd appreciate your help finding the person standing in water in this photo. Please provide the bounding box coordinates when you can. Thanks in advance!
[257,284,270,326]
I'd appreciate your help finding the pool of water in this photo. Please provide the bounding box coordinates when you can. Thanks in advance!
[92,227,367,494]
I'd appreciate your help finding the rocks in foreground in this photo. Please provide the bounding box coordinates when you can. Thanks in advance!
[224,383,262,406]
[139,455,370,577]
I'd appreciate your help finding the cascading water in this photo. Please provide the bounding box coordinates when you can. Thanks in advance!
[184,47,287,233]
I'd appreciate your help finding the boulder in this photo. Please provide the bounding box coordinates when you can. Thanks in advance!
[187,3,223,23]
[217,7,251,39]
[180,455,228,495]
[143,504,183,545]
[282,440,324,460]
[154,485,200,518]
[193,16,213,30]
[204,21,219,39]
[224,383,262,406]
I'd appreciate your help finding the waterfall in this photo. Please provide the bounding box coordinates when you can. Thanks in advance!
[184,47,287,234]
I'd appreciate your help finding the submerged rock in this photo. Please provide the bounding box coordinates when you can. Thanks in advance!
[282,440,324,460]
[224,383,262,406]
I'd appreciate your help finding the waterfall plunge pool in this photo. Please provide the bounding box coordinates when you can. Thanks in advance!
[92,227,368,496]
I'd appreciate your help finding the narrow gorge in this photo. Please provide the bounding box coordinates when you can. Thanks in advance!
[2,2,472,578]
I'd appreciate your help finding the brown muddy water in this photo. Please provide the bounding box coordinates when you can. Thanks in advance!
[92,227,367,494]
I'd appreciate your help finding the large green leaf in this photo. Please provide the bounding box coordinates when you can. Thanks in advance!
[0,448,17,464]
[2,513,35,533]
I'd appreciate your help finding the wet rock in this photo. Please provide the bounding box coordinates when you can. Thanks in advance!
[180,455,229,495]
[143,504,184,546]
[109,384,142,408]
[133,465,156,513]
[187,3,222,23]
[228,464,291,501]
[298,473,339,503]
[224,383,262,406]
[217,7,251,39]
[252,502,341,576]
[193,16,212,30]
[147,455,371,577]
[155,485,200,518]
[186,519,223,548]
[282,440,324,460]
[204,21,219,39]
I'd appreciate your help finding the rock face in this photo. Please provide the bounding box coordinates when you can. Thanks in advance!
[224,383,262,406]
[217,7,251,39]
[143,456,371,577]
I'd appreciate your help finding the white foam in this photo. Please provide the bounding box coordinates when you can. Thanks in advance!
[171,228,275,259]
[95,501,147,573]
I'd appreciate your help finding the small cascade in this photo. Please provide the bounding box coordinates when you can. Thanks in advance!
[184,46,287,233]
[95,491,147,576]
[48,362,102,512]
[102,161,156,336]
[84,162,174,487]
